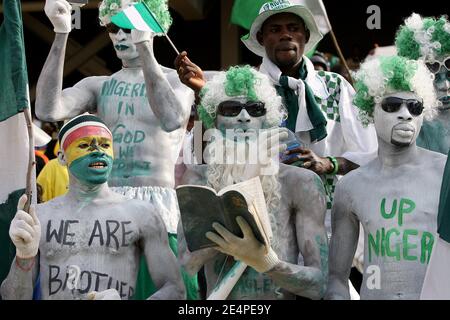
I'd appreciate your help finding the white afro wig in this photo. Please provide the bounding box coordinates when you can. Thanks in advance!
[198,65,286,129]
[353,55,437,126]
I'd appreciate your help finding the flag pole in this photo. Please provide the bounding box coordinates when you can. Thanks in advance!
[318,0,354,85]
[23,107,35,212]
[164,33,180,56]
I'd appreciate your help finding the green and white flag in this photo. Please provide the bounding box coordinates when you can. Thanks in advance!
[111,2,179,54]
[111,2,165,34]
[0,0,32,285]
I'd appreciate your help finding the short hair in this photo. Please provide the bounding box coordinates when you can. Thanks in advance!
[98,0,172,32]
[395,13,450,61]
[197,65,286,129]
[353,55,437,126]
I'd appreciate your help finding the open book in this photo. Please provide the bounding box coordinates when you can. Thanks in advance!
[176,177,272,252]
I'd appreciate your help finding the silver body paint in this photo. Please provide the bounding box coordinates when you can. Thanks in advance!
[0,176,185,300]
[178,164,328,300]
[326,92,447,299]
[417,54,450,154]
[35,32,193,188]
[177,102,328,299]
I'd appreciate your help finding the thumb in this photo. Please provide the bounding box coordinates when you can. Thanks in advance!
[17,194,27,211]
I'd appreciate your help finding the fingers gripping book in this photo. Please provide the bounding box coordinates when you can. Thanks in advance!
[176,177,272,252]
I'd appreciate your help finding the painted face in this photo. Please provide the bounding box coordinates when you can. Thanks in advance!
[108,28,139,62]
[64,134,114,185]
[426,55,450,109]
[373,91,424,147]
[257,13,310,69]
[215,97,267,136]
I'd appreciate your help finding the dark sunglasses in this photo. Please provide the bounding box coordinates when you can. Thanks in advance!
[426,57,450,74]
[105,23,131,34]
[217,101,266,117]
[380,97,424,116]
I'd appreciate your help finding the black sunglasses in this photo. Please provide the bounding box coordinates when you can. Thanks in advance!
[426,57,450,74]
[217,101,267,117]
[380,97,424,116]
[105,23,132,34]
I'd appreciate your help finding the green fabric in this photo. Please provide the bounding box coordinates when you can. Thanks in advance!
[0,0,29,122]
[276,59,327,142]
[133,233,199,300]
[230,0,267,30]
[438,152,450,243]
[315,70,342,122]
[416,120,449,155]
[0,189,25,292]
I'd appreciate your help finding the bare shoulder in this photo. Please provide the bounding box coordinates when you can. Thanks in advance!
[417,147,447,168]
[278,164,326,211]
[338,159,375,189]
[121,198,166,233]
[279,164,321,189]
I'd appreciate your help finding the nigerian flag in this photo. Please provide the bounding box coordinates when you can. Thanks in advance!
[0,0,31,289]
[111,2,165,34]
[231,0,267,30]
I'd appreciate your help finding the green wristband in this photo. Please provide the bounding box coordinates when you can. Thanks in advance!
[327,156,339,175]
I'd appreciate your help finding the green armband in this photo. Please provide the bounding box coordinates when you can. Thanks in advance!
[327,156,339,175]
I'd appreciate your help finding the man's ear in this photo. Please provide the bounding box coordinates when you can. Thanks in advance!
[57,149,68,166]
[305,28,310,43]
[257,31,264,46]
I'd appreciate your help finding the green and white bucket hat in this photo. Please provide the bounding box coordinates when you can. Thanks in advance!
[241,0,323,57]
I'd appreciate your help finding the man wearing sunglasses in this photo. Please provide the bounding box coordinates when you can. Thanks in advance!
[35,0,197,300]
[178,66,328,300]
[396,14,450,155]
[326,56,446,300]
[175,0,378,201]
[396,14,450,300]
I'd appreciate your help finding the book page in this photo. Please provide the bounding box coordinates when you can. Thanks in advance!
[176,184,217,194]
[218,177,272,243]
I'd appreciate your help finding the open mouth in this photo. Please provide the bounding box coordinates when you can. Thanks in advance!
[89,161,107,169]
[114,44,129,51]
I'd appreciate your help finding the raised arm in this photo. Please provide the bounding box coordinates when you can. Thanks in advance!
[139,202,185,300]
[265,171,329,300]
[35,0,102,121]
[0,195,40,300]
[325,179,360,300]
[133,31,192,132]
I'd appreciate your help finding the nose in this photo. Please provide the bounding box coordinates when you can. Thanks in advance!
[437,77,450,91]
[280,26,293,40]
[397,104,413,121]
[237,109,251,123]
[114,29,127,41]
[88,139,101,152]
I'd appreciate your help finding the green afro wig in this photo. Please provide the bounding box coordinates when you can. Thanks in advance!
[395,13,450,61]
[353,55,437,126]
[197,65,286,130]
[99,0,172,33]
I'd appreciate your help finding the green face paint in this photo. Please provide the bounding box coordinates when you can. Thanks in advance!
[69,151,114,185]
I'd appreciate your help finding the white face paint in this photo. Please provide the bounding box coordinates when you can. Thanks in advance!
[432,55,450,109]
[373,91,424,147]
[108,29,139,62]
[215,97,266,136]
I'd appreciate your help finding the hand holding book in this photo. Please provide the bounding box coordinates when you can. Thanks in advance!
[206,216,279,273]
